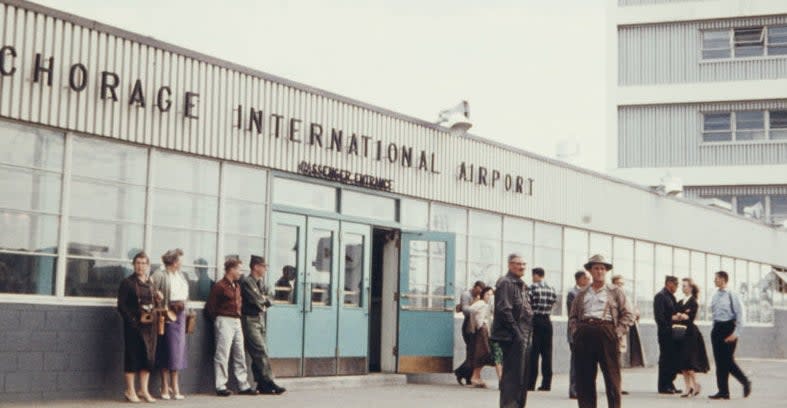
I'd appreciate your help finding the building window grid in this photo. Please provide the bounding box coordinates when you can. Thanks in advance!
[701,110,787,143]
[702,25,787,60]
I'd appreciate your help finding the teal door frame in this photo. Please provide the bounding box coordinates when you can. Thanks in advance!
[397,230,456,373]
[268,210,372,377]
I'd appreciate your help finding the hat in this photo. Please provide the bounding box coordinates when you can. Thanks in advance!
[250,255,267,268]
[584,254,613,271]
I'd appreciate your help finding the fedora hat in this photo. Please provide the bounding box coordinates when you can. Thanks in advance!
[584,254,613,271]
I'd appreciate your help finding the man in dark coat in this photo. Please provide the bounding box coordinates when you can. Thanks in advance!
[566,270,590,399]
[490,253,533,408]
[654,275,681,394]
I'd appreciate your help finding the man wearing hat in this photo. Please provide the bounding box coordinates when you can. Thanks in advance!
[240,255,286,395]
[568,255,634,408]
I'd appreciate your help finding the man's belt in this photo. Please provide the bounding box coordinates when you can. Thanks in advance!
[581,318,614,326]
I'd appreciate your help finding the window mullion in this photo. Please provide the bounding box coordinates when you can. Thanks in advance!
[55,132,73,299]
[731,111,737,141]
[217,162,226,279]
[144,149,155,260]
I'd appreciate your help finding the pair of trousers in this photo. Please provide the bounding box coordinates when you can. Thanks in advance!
[527,315,553,390]
[498,334,530,408]
[241,314,275,387]
[711,321,748,396]
[454,317,473,380]
[214,316,251,391]
[569,343,577,397]
[573,322,621,408]
[656,330,678,392]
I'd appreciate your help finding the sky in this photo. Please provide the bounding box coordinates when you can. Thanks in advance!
[34,0,608,171]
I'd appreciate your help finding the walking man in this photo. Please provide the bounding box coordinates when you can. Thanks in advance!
[240,255,286,395]
[654,275,681,395]
[491,253,533,408]
[708,270,752,400]
[568,255,634,408]
[205,258,258,396]
[566,270,590,399]
[527,267,557,392]
[454,280,487,385]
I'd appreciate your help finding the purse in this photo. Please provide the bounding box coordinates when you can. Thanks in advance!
[185,310,197,335]
[139,311,154,325]
[671,323,687,340]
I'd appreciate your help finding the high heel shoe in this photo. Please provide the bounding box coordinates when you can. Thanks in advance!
[124,390,141,403]
[470,380,487,388]
[693,384,701,397]
[136,391,156,403]
[680,388,693,398]
[159,390,171,400]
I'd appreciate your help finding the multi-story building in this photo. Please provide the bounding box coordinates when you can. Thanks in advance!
[608,0,787,226]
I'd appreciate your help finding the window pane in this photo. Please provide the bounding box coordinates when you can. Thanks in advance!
[0,253,56,295]
[155,152,219,195]
[223,234,265,269]
[503,217,534,244]
[767,45,787,55]
[431,204,467,235]
[612,237,635,290]
[703,113,731,131]
[400,199,428,228]
[655,245,673,299]
[70,180,146,222]
[563,228,588,310]
[151,227,217,266]
[589,233,612,256]
[737,195,765,219]
[689,252,707,320]
[71,137,147,184]
[271,223,299,305]
[535,222,563,315]
[703,49,731,59]
[309,228,333,307]
[635,241,654,319]
[68,219,144,260]
[469,210,502,240]
[65,258,131,298]
[702,30,730,50]
[768,25,787,45]
[0,166,62,213]
[772,195,787,223]
[0,211,59,253]
[223,164,266,202]
[343,232,365,307]
[273,178,336,212]
[706,255,721,320]
[154,191,218,230]
[770,110,787,130]
[429,242,449,309]
[0,121,63,170]
[703,132,732,142]
[223,199,265,235]
[736,111,764,129]
[341,190,396,221]
[734,27,764,57]
[722,257,736,289]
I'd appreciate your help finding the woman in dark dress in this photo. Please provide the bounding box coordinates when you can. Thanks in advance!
[117,251,159,403]
[676,278,710,398]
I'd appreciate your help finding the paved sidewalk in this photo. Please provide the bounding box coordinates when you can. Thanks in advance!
[6,359,786,408]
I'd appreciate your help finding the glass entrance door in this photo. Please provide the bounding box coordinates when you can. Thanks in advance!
[397,231,455,373]
[267,212,370,377]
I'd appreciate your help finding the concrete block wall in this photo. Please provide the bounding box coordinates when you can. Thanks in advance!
[0,304,216,402]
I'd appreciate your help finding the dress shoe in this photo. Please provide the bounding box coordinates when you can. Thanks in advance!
[259,382,287,395]
[658,390,677,395]
[216,389,232,397]
[743,381,752,398]
[569,394,577,400]
[124,390,140,403]
[708,393,730,400]
[537,386,551,391]
[621,390,630,395]
[454,372,465,385]
[239,388,259,395]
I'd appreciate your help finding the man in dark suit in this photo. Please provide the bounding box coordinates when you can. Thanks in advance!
[491,253,533,408]
[654,275,681,394]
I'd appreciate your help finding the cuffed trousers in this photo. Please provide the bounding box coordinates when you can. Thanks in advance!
[214,316,251,391]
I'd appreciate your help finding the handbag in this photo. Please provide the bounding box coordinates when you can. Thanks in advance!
[185,310,197,335]
[671,323,687,340]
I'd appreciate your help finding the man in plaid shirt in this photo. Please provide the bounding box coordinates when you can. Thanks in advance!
[527,267,558,391]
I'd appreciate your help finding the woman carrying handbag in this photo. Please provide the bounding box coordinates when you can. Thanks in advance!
[117,251,160,403]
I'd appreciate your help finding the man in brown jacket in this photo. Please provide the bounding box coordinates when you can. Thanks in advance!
[568,255,634,408]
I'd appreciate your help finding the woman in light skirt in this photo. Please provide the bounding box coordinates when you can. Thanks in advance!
[150,248,189,400]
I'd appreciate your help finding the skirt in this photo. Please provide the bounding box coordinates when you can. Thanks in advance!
[123,319,157,372]
[676,324,710,373]
[471,326,494,368]
[155,309,188,371]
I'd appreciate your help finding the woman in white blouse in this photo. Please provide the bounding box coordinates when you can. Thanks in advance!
[467,286,499,387]
[150,249,189,400]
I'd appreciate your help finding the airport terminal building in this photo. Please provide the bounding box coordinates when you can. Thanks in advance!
[1,0,787,401]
